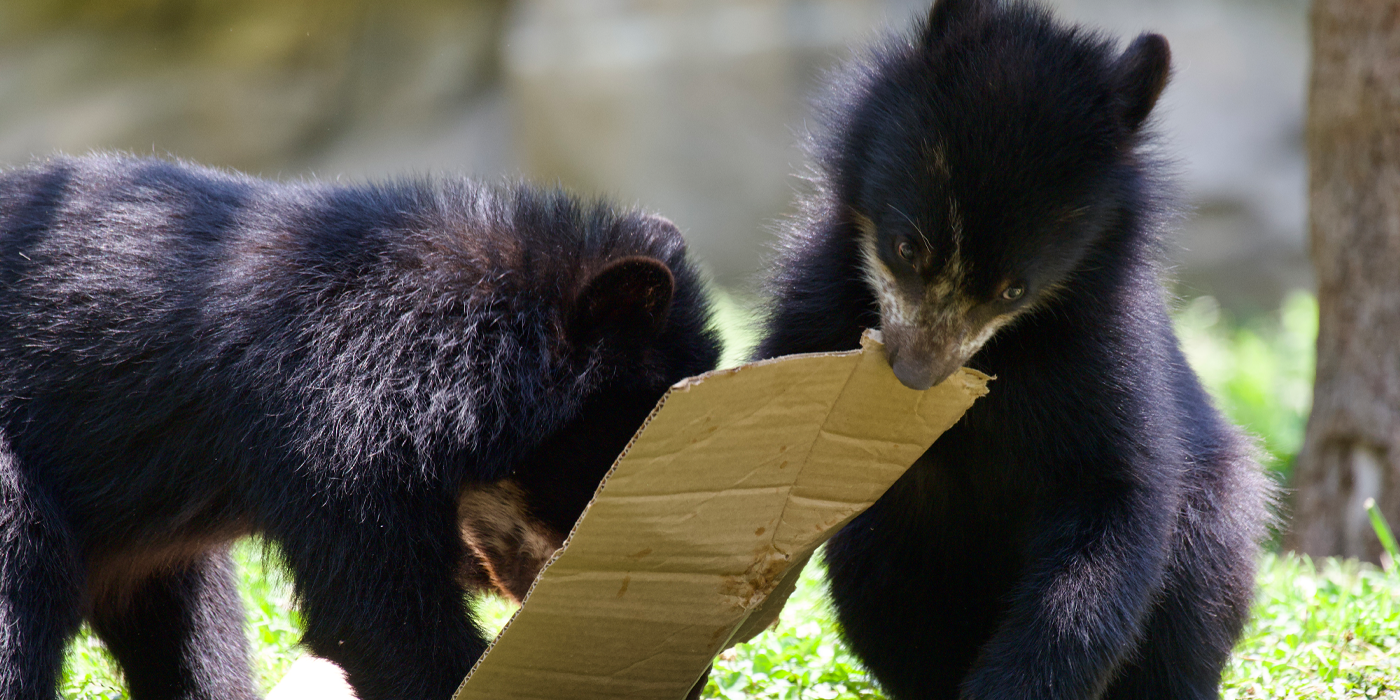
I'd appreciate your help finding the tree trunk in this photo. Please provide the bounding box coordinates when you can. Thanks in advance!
[1288,0,1400,563]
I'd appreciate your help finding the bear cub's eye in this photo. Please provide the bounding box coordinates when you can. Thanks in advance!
[1001,284,1026,301]
[896,240,917,263]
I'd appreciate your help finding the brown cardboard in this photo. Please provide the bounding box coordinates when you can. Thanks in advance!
[269,331,989,700]
[452,331,987,700]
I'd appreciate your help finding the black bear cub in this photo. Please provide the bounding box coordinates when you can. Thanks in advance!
[0,154,719,700]
[756,0,1272,698]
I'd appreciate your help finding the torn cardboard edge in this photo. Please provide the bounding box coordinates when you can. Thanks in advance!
[268,331,989,700]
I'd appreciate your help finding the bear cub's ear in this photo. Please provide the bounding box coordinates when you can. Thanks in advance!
[1114,33,1171,130]
[568,256,675,349]
[924,0,989,44]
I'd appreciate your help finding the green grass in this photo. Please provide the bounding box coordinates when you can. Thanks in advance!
[1223,554,1400,700]
[61,548,1400,700]
[1174,291,1318,480]
[62,291,1400,699]
[704,563,882,700]
[702,550,1400,700]
[709,287,759,369]
[59,541,521,698]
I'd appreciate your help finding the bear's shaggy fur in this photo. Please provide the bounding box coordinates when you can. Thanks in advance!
[755,1,1272,697]
[0,154,719,700]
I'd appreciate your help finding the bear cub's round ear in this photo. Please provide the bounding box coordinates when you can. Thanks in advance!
[1114,33,1172,130]
[568,256,675,349]
[924,0,990,44]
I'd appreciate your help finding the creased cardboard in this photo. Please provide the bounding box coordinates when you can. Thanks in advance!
[268,332,989,700]
[451,331,987,700]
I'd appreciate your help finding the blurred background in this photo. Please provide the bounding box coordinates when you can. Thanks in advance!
[0,0,1309,310]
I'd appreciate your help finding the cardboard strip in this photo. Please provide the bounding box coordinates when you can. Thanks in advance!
[451,332,989,700]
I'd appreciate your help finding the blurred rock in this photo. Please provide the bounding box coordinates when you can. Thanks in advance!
[503,0,893,287]
[0,0,510,177]
[0,0,1309,311]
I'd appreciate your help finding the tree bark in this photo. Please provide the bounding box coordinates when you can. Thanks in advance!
[1288,0,1400,563]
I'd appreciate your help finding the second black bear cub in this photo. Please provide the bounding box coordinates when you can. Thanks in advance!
[757,0,1271,698]
[0,154,719,700]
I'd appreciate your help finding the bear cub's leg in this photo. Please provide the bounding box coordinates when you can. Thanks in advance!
[0,440,85,700]
[88,550,257,700]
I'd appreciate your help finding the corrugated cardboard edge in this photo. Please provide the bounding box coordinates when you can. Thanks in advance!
[449,348,861,696]
[450,332,990,698]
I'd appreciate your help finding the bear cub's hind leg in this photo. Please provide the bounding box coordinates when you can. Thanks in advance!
[0,438,86,700]
[88,549,257,700]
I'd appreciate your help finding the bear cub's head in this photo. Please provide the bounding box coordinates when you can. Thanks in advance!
[453,206,719,602]
[828,0,1171,389]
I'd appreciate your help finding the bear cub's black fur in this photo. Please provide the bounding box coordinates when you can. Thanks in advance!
[0,154,719,700]
[756,1,1272,698]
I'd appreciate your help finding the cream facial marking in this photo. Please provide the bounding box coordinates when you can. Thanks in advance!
[918,282,976,344]
[927,142,950,179]
[958,315,1013,357]
[855,211,918,329]
[854,208,973,338]
[457,480,563,601]
[924,229,967,312]
[855,203,1023,380]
